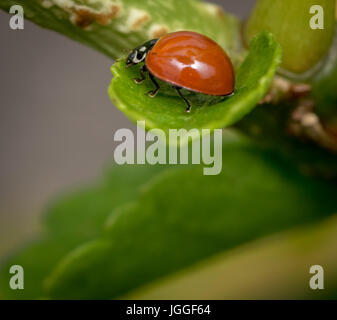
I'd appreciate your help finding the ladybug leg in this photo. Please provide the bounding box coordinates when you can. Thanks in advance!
[133,65,147,84]
[174,87,192,113]
[147,73,160,98]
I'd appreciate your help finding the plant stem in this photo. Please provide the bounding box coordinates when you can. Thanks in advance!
[1,0,242,61]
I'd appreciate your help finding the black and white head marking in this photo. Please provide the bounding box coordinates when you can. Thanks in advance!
[126,38,159,67]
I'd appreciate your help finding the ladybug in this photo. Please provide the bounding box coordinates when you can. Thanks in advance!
[126,31,235,113]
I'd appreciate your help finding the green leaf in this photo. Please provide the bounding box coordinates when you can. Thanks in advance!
[127,214,337,299]
[0,0,241,60]
[244,0,336,76]
[108,32,281,140]
[45,132,337,299]
[0,165,165,299]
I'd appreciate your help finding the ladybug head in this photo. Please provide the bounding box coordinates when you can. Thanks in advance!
[126,38,159,68]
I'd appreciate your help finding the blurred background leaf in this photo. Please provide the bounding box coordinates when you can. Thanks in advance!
[0,165,165,299]
[128,214,337,299]
[237,102,337,179]
[45,131,337,299]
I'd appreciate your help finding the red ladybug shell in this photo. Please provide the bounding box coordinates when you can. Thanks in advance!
[145,31,235,96]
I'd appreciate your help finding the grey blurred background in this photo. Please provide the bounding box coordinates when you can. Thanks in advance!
[0,0,255,256]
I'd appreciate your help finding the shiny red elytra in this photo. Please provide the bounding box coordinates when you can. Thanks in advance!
[126,31,235,112]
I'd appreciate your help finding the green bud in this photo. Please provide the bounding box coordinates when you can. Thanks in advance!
[244,0,336,76]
